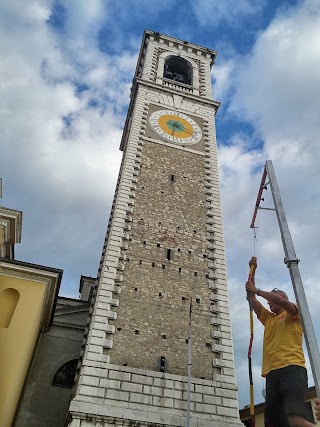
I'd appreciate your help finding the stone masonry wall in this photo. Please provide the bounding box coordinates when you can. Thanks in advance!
[70,364,240,426]
[104,140,217,379]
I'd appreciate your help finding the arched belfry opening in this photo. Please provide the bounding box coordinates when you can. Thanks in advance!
[163,56,192,85]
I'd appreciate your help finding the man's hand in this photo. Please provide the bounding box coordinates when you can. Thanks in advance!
[249,256,257,269]
[246,281,257,294]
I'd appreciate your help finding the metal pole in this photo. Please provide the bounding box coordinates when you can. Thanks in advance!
[266,160,320,396]
[186,298,192,427]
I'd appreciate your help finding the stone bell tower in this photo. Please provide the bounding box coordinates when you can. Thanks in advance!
[68,30,242,427]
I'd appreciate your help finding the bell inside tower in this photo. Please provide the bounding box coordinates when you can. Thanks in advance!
[163,56,192,85]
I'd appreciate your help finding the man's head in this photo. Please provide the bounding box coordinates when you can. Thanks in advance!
[271,288,288,299]
[268,288,288,314]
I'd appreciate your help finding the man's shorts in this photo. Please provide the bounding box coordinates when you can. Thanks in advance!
[264,365,308,427]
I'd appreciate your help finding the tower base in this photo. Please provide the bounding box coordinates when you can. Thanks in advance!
[68,364,243,427]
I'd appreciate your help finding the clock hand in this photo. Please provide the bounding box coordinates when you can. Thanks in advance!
[175,123,194,135]
[168,120,179,136]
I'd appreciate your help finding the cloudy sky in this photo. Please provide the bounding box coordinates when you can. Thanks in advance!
[1,0,320,410]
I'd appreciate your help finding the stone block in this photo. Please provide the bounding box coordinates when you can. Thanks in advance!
[129,392,152,405]
[108,370,131,382]
[121,381,143,393]
[195,402,217,414]
[153,377,174,388]
[105,389,129,402]
[80,376,100,387]
[78,385,105,398]
[163,388,183,400]
[131,374,153,385]
[216,405,239,418]
[99,378,121,389]
[143,385,163,396]
[152,396,174,408]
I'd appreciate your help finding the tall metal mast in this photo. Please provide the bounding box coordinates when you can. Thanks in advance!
[251,160,320,396]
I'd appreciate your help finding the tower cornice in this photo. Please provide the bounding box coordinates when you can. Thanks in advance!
[142,30,218,68]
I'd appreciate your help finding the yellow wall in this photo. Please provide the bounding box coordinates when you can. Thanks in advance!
[0,275,46,427]
[255,413,264,427]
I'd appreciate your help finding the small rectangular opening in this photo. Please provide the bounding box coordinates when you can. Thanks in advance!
[166,249,172,260]
[160,356,165,373]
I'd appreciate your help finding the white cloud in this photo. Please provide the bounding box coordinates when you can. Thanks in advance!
[0,0,134,295]
[211,59,235,101]
[189,0,266,26]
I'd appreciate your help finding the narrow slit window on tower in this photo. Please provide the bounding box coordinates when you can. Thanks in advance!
[178,267,182,273]
[152,262,155,267]
[157,243,160,247]
[169,174,176,182]
[166,248,172,260]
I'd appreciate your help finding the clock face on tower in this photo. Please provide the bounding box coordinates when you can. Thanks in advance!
[149,110,202,145]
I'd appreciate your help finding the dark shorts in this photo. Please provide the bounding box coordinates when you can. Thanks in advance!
[264,365,308,427]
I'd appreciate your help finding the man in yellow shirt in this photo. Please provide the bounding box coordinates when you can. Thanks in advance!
[245,257,314,427]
